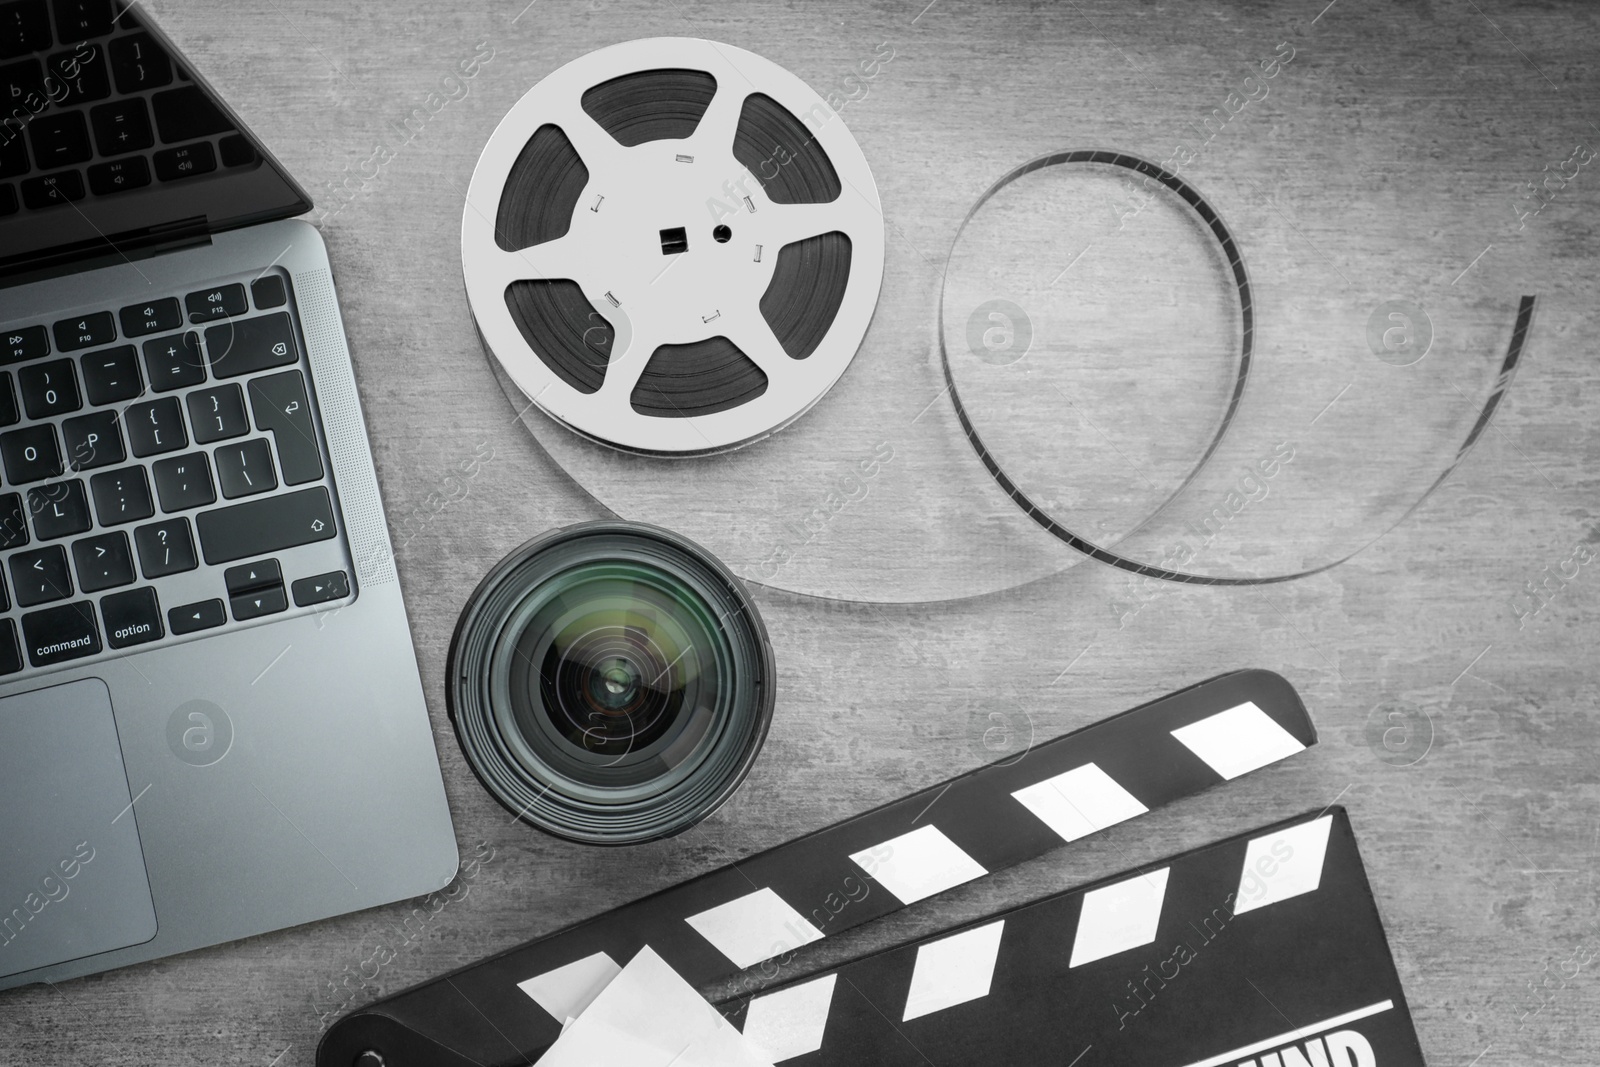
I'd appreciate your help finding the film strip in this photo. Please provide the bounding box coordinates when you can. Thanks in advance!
[723,807,1421,1067]
[937,149,1540,587]
[317,669,1315,1067]
[464,38,884,455]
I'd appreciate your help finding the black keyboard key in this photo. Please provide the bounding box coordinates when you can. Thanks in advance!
[108,30,169,94]
[134,516,194,578]
[0,491,27,548]
[17,356,80,418]
[0,619,20,674]
[0,371,15,426]
[292,569,349,607]
[0,181,13,216]
[22,599,100,667]
[118,299,179,339]
[28,478,88,539]
[214,437,274,499]
[250,274,286,310]
[3,325,47,364]
[20,168,83,209]
[196,485,335,565]
[71,529,131,591]
[153,140,214,182]
[53,310,113,351]
[0,488,24,549]
[27,110,91,167]
[151,83,233,143]
[78,343,140,402]
[102,585,160,647]
[89,96,151,155]
[230,583,286,621]
[248,370,322,484]
[51,0,111,43]
[152,451,213,511]
[219,133,256,169]
[1,56,45,116]
[185,283,246,324]
[1,1,51,61]
[206,312,297,378]
[0,132,27,181]
[188,382,247,443]
[125,395,185,455]
[87,154,150,196]
[89,464,151,524]
[223,557,279,594]
[11,544,71,606]
[45,40,107,103]
[62,408,123,469]
[169,597,223,635]
[0,423,60,482]
[140,331,203,391]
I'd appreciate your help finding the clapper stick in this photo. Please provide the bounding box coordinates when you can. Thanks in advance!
[317,669,1315,1067]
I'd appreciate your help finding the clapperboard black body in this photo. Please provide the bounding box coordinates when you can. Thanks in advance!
[723,808,1423,1067]
[319,670,1316,1067]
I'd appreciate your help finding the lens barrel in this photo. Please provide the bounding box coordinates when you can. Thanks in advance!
[448,521,775,844]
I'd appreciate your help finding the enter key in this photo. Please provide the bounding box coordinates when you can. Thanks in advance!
[248,370,324,485]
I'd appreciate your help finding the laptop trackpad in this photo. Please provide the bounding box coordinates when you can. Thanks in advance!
[0,678,157,980]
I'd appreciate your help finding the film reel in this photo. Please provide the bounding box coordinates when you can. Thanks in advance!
[464,38,885,455]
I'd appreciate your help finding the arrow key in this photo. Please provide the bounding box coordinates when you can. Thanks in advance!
[224,557,281,596]
[169,598,225,635]
[292,569,349,607]
[230,584,286,621]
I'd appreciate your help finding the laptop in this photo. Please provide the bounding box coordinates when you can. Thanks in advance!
[0,1,457,989]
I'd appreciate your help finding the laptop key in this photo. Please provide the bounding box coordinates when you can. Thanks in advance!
[21,600,101,667]
[0,130,27,180]
[169,597,223,635]
[118,298,179,339]
[196,485,336,565]
[0,423,62,482]
[28,478,90,539]
[0,619,20,675]
[0,371,15,425]
[89,465,152,524]
[53,310,114,351]
[205,312,297,377]
[185,283,246,323]
[18,356,81,418]
[292,569,349,607]
[152,451,214,511]
[28,111,92,167]
[134,516,195,578]
[21,168,85,209]
[62,408,124,469]
[89,97,152,155]
[248,370,322,484]
[87,155,150,196]
[154,140,215,182]
[51,0,114,43]
[141,330,204,390]
[125,396,186,455]
[79,343,141,403]
[11,544,72,606]
[250,275,287,310]
[3,325,48,363]
[152,83,234,143]
[102,585,161,648]
[46,40,108,102]
[0,181,13,216]
[231,583,286,621]
[108,31,171,94]
[0,56,44,117]
[71,529,132,592]
[224,558,279,595]
[0,491,27,549]
[1,2,51,61]
[219,133,256,168]
[188,382,247,442]
[214,437,275,499]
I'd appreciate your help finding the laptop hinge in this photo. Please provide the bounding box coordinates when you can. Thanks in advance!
[0,217,214,290]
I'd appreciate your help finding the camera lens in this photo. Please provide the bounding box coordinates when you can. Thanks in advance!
[449,521,775,844]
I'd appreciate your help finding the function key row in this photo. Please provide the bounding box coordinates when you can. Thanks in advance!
[1,275,288,363]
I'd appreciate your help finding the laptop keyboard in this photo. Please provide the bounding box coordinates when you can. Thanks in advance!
[1,0,257,216]
[0,267,354,677]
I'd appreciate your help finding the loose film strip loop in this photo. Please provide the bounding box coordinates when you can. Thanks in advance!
[317,669,1315,1067]
[725,808,1422,1067]
[938,149,1539,586]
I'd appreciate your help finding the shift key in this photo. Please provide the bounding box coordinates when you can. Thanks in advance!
[204,312,299,379]
[197,487,336,565]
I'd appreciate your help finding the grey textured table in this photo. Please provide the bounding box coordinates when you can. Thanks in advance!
[5,0,1600,1063]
